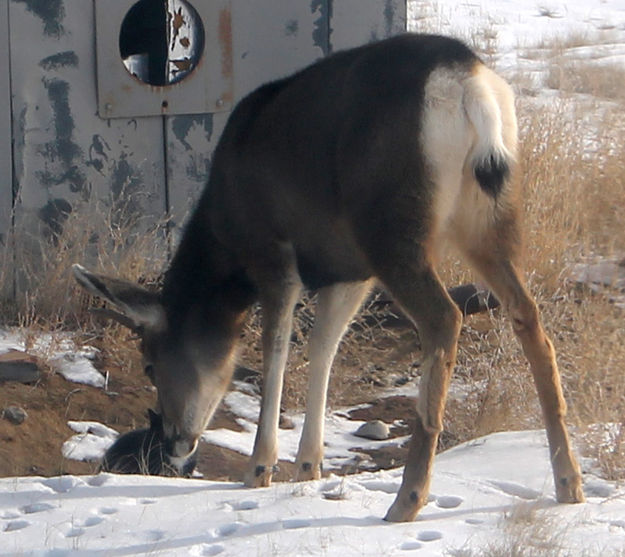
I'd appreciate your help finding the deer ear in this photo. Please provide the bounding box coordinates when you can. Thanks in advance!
[72,264,164,331]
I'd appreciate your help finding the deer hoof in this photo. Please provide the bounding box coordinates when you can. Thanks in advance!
[244,463,277,488]
[556,475,585,504]
[295,461,322,482]
[384,490,425,523]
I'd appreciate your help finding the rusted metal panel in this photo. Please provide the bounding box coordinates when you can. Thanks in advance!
[330,0,407,51]
[9,0,167,288]
[95,0,233,119]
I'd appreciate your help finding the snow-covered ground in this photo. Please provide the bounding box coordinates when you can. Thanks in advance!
[2,1,625,555]
[410,0,625,69]
[1,430,623,557]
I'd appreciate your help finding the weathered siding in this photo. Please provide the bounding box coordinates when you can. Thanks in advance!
[2,0,406,298]
[330,0,407,51]
[9,0,167,290]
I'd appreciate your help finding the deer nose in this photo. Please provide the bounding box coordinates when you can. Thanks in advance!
[173,437,198,459]
[165,435,199,473]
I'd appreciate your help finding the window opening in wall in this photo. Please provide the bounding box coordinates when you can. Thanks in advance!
[119,0,205,86]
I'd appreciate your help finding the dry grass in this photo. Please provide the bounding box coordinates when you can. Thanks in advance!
[546,62,625,102]
[449,500,625,556]
[15,192,165,323]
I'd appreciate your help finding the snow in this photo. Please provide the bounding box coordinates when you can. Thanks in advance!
[1,431,624,556]
[201,389,410,471]
[2,1,625,554]
[62,422,120,463]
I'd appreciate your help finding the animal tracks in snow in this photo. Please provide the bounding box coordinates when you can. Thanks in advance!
[3,519,30,532]
[40,476,83,493]
[398,530,444,551]
[190,543,225,556]
[417,530,444,542]
[486,480,541,500]
[20,502,56,514]
[2,427,624,555]
[225,499,259,511]
[434,494,464,509]
[83,515,105,527]
[216,522,241,537]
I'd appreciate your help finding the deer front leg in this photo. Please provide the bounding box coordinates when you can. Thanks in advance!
[295,281,372,481]
[245,263,301,488]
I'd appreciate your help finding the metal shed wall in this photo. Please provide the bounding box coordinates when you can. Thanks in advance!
[2,0,406,299]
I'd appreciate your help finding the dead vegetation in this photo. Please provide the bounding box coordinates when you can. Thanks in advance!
[449,499,625,556]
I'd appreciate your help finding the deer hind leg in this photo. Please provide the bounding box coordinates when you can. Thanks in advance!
[374,253,462,522]
[295,280,373,481]
[464,250,584,504]
[245,246,302,488]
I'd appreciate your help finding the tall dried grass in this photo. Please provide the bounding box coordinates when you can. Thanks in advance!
[1,193,167,329]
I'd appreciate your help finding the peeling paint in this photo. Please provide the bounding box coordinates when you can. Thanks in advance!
[111,153,144,202]
[38,198,71,241]
[172,115,213,152]
[311,0,331,55]
[13,0,66,38]
[285,19,299,37]
[39,51,78,71]
[36,78,86,193]
[86,134,111,175]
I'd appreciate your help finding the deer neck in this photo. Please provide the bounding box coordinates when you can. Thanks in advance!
[161,214,256,345]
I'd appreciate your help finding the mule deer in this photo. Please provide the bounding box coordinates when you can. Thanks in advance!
[73,33,584,522]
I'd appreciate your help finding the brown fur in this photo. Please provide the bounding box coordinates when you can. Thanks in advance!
[73,34,584,522]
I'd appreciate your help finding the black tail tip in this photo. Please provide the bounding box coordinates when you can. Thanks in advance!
[474,154,510,198]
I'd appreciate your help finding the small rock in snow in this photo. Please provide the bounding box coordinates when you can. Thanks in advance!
[354,420,390,440]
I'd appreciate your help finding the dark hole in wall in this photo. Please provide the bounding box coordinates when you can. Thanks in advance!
[119,0,205,86]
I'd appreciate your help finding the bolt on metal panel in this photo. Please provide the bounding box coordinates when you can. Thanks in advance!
[95,0,233,118]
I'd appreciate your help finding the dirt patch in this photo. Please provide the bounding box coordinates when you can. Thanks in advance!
[0,355,420,482]
[0,349,249,479]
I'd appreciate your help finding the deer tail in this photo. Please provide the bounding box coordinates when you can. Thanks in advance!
[463,67,515,198]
